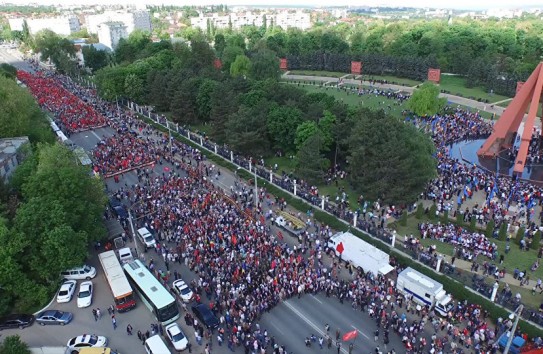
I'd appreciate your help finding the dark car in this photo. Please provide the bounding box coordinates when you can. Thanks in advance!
[109,198,128,219]
[0,314,35,330]
[192,304,219,329]
[36,310,73,326]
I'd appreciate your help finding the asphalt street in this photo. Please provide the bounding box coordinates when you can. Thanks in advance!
[0,48,440,354]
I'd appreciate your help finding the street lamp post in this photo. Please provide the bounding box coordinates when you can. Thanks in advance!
[128,209,142,259]
[254,162,258,209]
[503,304,524,354]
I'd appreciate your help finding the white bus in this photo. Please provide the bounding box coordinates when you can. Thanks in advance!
[123,260,179,325]
[98,251,136,312]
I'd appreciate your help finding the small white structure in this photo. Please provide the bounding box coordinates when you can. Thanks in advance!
[0,136,30,181]
[86,10,151,34]
[327,231,394,276]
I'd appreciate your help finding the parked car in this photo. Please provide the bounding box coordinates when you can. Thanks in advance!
[165,322,188,351]
[77,281,93,308]
[61,265,96,280]
[172,279,194,303]
[67,334,108,353]
[0,314,35,330]
[36,310,73,326]
[57,280,77,303]
[192,304,219,329]
[109,198,128,219]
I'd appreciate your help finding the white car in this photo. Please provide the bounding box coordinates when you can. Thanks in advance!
[67,334,108,352]
[56,280,77,303]
[77,281,93,308]
[165,323,188,351]
[172,279,194,303]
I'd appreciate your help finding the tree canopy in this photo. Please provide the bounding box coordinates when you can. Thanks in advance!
[407,82,447,116]
[348,109,437,205]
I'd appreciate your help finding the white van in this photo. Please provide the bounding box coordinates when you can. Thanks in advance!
[137,227,156,249]
[61,265,97,280]
[118,247,134,264]
[144,334,171,354]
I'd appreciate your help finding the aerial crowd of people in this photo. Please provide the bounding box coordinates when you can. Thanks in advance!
[15,66,543,354]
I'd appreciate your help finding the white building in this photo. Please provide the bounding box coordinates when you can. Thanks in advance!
[85,10,151,35]
[0,137,30,181]
[190,10,311,31]
[97,22,128,50]
[9,16,81,36]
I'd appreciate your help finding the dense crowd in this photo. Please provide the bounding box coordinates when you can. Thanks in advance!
[19,66,543,353]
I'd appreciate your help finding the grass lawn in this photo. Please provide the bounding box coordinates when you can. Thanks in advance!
[293,83,407,119]
[391,214,543,281]
[438,76,510,103]
[363,74,422,87]
[497,100,543,117]
[289,70,349,78]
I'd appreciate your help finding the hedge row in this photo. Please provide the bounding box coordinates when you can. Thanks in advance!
[139,115,541,338]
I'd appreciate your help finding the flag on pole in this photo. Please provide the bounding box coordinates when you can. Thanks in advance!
[342,330,358,341]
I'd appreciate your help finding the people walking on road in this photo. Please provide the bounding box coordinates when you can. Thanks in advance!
[96,308,101,320]
[374,329,379,342]
[319,336,324,349]
[335,329,340,341]
[126,323,133,335]
[92,308,97,321]
[112,315,117,330]
[336,341,341,354]
[137,330,143,343]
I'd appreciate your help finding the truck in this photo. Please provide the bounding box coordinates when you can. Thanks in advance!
[326,231,394,276]
[498,332,526,354]
[30,348,69,354]
[274,215,303,237]
[396,267,454,317]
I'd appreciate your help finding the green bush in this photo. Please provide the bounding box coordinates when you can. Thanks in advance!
[441,210,449,224]
[516,227,525,245]
[456,210,463,226]
[532,231,541,250]
[415,203,424,219]
[485,219,495,238]
[135,111,543,339]
[469,216,477,232]
[429,204,437,220]
[400,210,408,226]
[498,222,508,241]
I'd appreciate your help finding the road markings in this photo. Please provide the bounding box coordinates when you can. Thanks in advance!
[91,131,101,140]
[351,325,370,339]
[269,321,285,335]
[284,301,350,354]
[310,294,323,304]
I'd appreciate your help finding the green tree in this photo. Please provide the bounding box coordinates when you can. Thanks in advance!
[515,226,525,245]
[294,121,319,151]
[532,230,541,250]
[196,79,219,122]
[230,54,251,77]
[81,45,109,72]
[406,82,447,116]
[348,109,436,205]
[33,30,77,74]
[267,105,303,152]
[456,211,464,226]
[415,203,424,219]
[498,222,508,241]
[124,73,145,103]
[0,63,17,79]
[441,209,449,224]
[0,75,55,143]
[249,49,280,81]
[295,132,330,185]
[214,33,226,57]
[485,219,495,238]
[0,335,31,354]
[221,45,244,72]
[469,216,477,232]
[429,204,437,220]
[400,210,408,226]
[225,104,270,156]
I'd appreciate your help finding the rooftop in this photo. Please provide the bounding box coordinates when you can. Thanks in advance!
[0,137,29,162]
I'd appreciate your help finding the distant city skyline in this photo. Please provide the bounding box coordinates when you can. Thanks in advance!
[0,0,541,11]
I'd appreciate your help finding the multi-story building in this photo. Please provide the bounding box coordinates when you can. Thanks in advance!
[8,16,81,36]
[190,10,311,31]
[85,10,151,34]
[97,22,128,50]
[0,137,30,181]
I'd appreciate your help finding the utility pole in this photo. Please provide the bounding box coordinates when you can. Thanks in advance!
[503,305,523,354]
[254,162,258,209]
[128,210,141,259]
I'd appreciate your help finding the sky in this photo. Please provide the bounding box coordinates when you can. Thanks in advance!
[2,0,542,10]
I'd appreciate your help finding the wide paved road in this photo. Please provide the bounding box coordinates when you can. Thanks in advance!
[1,50,438,354]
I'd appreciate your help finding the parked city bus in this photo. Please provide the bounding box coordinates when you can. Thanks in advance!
[123,260,179,325]
[98,251,136,312]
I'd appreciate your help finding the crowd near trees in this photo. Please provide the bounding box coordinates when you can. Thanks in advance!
[0,71,106,316]
[90,31,436,205]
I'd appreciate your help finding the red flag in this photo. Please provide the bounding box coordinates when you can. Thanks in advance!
[336,242,345,254]
[342,330,358,341]
[277,231,284,240]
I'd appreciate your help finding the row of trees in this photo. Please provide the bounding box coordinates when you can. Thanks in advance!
[0,72,106,316]
[94,34,437,205]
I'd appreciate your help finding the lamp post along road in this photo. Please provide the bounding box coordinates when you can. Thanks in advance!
[503,304,524,354]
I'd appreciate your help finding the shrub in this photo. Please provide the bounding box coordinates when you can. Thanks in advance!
[498,222,508,241]
[400,210,408,226]
[415,203,424,219]
[456,210,463,226]
[429,204,437,220]
[516,227,525,245]
[532,231,541,250]
[485,219,495,239]
[470,216,477,232]
[441,209,449,224]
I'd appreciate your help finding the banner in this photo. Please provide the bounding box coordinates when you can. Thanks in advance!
[279,58,288,70]
[351,61,362,75]
[428,68,441,83]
